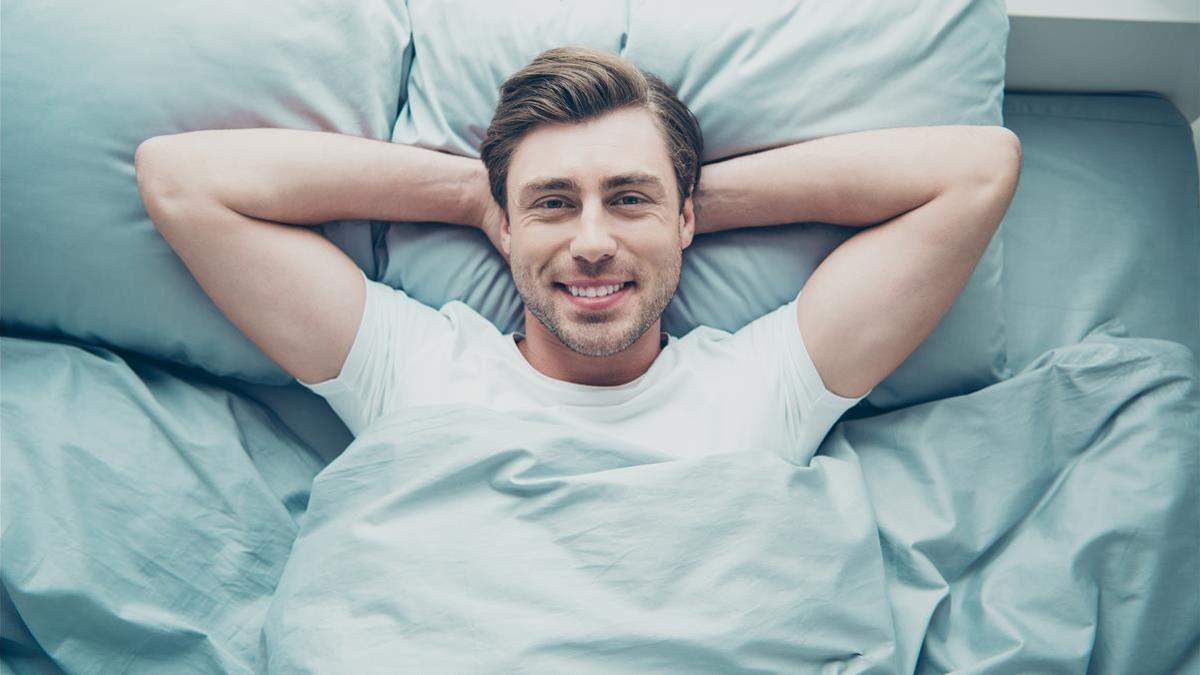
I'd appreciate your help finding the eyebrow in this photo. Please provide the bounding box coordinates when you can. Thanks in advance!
[517,172,667,205]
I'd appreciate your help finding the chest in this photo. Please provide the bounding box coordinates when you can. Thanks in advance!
[394,344,796,460]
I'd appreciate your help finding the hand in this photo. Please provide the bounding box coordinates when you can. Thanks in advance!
[475,194,509,265]
[468,163,509,264]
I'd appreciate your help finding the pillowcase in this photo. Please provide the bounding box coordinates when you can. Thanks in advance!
[1,0,413,384]
[384,0,1010,410]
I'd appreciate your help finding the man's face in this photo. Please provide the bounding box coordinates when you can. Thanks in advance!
[500,107,695,357]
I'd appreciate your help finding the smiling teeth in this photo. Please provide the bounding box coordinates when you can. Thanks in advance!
[568,283,624,298]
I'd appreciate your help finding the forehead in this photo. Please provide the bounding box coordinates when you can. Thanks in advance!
[508,107,675,201]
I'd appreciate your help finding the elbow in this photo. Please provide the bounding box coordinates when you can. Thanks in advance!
[971,126,1022,194]
[134,138,167,226]
[948,126,1022,208]
[135,136,180,200]
[990,126,1022,188]
[988,128,1022,212]
[135,136,193,228]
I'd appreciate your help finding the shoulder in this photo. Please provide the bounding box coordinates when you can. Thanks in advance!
[417,297,516,360]
[366,282,488,331]
[681,297,865,404]
[680,300,798,352]
[670,300,797,367]
[437,299,507,337]
[360,282,514,366]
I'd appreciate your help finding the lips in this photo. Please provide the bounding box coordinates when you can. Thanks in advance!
[556,282,632,311]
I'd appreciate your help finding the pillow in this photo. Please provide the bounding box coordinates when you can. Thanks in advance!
[384,0,1010,410]
[1,1,413,384]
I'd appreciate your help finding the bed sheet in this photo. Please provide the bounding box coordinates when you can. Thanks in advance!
[4,324,1197,673]
[1000,92,1200,371]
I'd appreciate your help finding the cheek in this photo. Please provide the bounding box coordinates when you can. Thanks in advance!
[633,238,682,269]
[508,239,556,281]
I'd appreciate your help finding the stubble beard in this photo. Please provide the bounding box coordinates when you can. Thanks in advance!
[513,255,680,358]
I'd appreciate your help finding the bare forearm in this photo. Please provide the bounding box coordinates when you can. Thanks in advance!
[136,129,487,226]
[693,125,1019,233]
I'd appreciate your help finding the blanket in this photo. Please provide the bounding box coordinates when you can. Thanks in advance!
[2,329,1197,674]
[261,329,1200,673]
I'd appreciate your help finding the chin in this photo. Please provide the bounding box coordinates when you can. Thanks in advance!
[558,313,652,357]
[561,332,634,358]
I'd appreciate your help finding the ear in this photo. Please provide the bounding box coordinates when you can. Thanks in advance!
[679,195,696,250]
[500,207,512,257]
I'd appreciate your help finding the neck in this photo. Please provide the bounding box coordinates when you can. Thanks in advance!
[515,309,665,386]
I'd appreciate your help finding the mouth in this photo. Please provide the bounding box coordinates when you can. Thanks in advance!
[555,282,633,311]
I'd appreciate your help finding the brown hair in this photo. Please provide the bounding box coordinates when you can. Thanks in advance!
[480,46,703,215]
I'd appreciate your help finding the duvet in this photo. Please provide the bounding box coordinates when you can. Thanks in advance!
[2,326,1197,674]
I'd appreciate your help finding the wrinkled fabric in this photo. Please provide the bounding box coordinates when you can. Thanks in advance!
[1,337,325,674]
[262,329,1200,674]
[4,331,1198,674]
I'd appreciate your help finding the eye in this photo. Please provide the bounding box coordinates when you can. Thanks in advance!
[615,194,646,206]
[537,198,570,209]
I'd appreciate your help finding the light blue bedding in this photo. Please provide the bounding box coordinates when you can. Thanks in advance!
[0,337,325,675]
[5,328,1196,673]
[1000,93,1200,371]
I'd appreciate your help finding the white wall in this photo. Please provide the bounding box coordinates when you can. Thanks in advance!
[1007,0,1200,23]
[1006,0,1200,187]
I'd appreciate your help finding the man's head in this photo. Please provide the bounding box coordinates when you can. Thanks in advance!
[480,46,703,358]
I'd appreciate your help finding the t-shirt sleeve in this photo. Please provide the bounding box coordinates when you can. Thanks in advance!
[731,295,872,464]
[298,269,453,437]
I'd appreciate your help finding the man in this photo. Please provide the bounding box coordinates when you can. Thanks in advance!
[135,47,1020,463]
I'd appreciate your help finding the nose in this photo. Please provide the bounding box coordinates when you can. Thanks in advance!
[568,202,618,263]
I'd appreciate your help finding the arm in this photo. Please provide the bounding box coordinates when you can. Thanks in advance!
[693,125,1022,398]
[135,129,491,383]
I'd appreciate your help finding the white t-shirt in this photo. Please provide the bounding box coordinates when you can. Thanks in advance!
[302,271,869,466]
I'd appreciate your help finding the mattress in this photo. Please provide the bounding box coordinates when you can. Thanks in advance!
[1000,92,1200,372]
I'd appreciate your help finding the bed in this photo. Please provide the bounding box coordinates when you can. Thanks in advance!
[3,1,1198,673]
